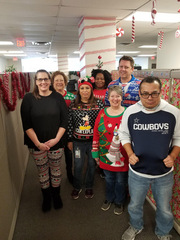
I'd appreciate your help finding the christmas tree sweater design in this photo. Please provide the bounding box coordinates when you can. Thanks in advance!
[92,108,129,172]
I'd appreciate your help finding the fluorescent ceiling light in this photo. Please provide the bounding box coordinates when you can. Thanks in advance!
[125,11,180,23]
[9,51,24,53]
[4,54,27,57]
[138,54,156,57]
[48,55,57,58]
[117,51,139,54]
[0,51,24,54]
[0,41,14,45]
[44,42,51,45]
[139,45,157,48]
[73,51,80,54]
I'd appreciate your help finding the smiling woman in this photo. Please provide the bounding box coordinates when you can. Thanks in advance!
[20,69,68,212]
[91,69,112,103]
[92,85,129,215]
[67,77,104,200]
[51,71,75,184]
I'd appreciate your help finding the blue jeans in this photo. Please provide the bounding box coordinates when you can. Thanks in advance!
[128,169,174,236]
[73,141,95,190]
[103,170,128,205]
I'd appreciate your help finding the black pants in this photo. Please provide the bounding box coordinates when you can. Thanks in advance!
[64,145,73,182]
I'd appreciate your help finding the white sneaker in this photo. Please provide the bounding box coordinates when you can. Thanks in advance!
[157,235,172,240]
[101,200,111,211]
[122,225,143,240]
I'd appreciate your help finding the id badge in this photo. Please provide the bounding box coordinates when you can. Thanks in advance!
[75,148,81,158]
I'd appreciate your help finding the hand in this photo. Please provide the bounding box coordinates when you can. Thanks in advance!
[95,158,100,165]
[67,142,73,151]
[37,143,50,151]
[163,155,174,168]
[129,153,139,165]
[44,138,58,148]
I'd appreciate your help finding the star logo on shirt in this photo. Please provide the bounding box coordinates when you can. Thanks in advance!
[108,123,113,128]
[134,118,139,123]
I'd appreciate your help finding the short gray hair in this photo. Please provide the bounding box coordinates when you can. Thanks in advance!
[108,85,123,99]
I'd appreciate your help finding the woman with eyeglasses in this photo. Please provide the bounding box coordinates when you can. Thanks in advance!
[67,77,104,200]
[21,69,68,212]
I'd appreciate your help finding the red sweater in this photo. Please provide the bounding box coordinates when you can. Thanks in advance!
[93,89,106,103]
[92,108,129,172]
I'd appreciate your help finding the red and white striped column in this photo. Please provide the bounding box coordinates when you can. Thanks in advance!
[57,54,69,75]
[78,16,116,77]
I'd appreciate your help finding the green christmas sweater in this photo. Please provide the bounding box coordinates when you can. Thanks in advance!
[63,90,75,107]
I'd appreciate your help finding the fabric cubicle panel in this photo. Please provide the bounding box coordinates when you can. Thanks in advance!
[170,77,180,226]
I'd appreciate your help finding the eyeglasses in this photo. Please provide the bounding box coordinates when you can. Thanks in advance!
[140,92,160,99]
[36,78,49,82]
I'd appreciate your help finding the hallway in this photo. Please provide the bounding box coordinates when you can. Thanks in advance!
[13,155,180,240]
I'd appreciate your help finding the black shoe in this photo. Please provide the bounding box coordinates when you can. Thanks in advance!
[41,188,51,212]
[51,186,63,209]
[85,189,94,199]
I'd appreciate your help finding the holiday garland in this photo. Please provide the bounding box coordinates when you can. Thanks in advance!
[0,72,31,111]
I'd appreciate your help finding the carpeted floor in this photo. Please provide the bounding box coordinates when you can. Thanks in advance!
[13,155,180,240]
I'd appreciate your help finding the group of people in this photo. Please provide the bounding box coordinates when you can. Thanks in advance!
[20,56,180,240]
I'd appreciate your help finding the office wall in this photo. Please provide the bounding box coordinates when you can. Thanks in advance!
[0,73,33,240]
[0,57,8,73]
[157,30,180,69]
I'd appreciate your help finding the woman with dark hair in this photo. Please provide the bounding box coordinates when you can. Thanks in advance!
[91,69,112,177]
[67,77,104,200]
[52,71,75,184]
[21,69,68,212]
[91,69,112,102]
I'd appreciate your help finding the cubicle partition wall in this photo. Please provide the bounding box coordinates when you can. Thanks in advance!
[0,72,33,240]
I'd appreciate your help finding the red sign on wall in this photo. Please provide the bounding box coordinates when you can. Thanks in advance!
[16,38,26,47]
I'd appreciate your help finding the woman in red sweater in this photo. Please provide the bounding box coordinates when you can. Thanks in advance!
[92,85,128,215]
[91,69,112,103]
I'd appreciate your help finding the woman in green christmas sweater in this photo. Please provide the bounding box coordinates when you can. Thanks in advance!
[52,71,75,185]
[92,85,129,215]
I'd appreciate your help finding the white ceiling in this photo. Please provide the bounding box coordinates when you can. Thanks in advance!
[0,0,180,59]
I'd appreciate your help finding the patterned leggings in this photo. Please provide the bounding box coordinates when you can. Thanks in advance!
[30,148,64,189]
